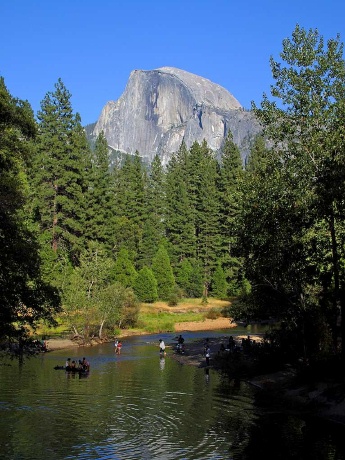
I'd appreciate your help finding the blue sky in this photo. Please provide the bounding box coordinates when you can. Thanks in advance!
[1,0,345,126]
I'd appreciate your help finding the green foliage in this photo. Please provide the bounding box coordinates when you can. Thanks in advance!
[84,131,113,247]
[110,152,148,265]
[112,248,137,288]
[164,147,196,264]
[151,244,175,300]
[62,242,115,337]
[167,293,179,307]
[211,262,228,299]
[138,154,165,268]
[201,295,208,306]
[218,131,244,281]
[0,77,61,346]
[189,140,221,294]
[98,282,139,333]
[243,25,345,360]
[32,79,90,265]
[133,266,158,303]
[175,258,204,298]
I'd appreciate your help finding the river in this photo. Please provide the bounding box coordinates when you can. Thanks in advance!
[0,328,344,459]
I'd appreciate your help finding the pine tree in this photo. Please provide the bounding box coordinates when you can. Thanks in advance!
[218,131,245,292]
[151,244,175,300]
[113,152,147,263]
[32,79,89,265]
[211,262,228,299]
[112,248,137,288]
[245,135,268,172]
[175,258,204,298]
[189,140,221,296]
[138,154,165,268]
[85,131,112,247]
[165,149,196,265]
[133,266,158,303]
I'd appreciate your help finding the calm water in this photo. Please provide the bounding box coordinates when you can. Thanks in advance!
[0,329,344,460]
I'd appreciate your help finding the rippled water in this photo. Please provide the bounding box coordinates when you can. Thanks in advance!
[0,330,344,459]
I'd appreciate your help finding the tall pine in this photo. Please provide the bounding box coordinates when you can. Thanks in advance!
[85,131,113,248]
[165,144,196,265]
[139,154,165,268]
[218,131,244,294]
[188,140,221,296]
[32,79,89,265]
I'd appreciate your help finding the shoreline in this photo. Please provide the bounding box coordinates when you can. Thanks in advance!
[45,316,236,352]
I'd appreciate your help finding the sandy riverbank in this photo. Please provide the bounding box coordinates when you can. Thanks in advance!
[46,338,79,351]
[174,316,234,331]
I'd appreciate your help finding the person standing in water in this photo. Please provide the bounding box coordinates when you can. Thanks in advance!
[205,345,211,366]
[159,339,166,356]
[116,341,122,355]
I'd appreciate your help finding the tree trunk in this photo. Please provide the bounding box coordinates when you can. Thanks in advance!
[99,319,105,340]
[328,209,344,361]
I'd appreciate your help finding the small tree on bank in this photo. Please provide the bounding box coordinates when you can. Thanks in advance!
[133,267,158,303]
[152,244,175,300]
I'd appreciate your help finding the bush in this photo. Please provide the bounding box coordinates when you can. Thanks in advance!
[205,308,222,320]
[167,293,179,307]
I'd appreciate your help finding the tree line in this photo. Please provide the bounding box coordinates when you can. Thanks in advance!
[2,25,345,366]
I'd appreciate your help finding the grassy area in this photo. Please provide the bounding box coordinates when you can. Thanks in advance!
[135,298,231,333]
[34,318,70,339]
[137,310,205,333]
[140,298,231,313]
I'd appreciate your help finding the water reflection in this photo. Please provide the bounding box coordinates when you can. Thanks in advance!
[159,356,165,371]
[204,367,210,384]
[0,330,344,459]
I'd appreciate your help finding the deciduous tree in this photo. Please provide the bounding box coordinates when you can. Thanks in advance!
[0,77,60,348]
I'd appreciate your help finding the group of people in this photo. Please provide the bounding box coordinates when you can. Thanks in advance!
[217,335,256,355]
[65,357,90,372]
[60,334,257,377]
[159,334,185,356]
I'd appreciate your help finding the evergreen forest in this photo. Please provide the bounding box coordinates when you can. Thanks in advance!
[2,25,345,370]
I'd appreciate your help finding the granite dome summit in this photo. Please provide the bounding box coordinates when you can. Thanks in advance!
[92,67,260,164]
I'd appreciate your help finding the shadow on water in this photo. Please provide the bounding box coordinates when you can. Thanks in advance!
[0,329,344,459]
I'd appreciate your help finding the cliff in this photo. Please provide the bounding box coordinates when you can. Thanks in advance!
[92,67,261,165]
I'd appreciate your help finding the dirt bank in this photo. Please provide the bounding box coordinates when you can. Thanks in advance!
[46,338,79,351]
[174,316,234,332]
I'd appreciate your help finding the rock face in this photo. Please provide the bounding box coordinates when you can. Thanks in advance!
[92,67,261,165]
